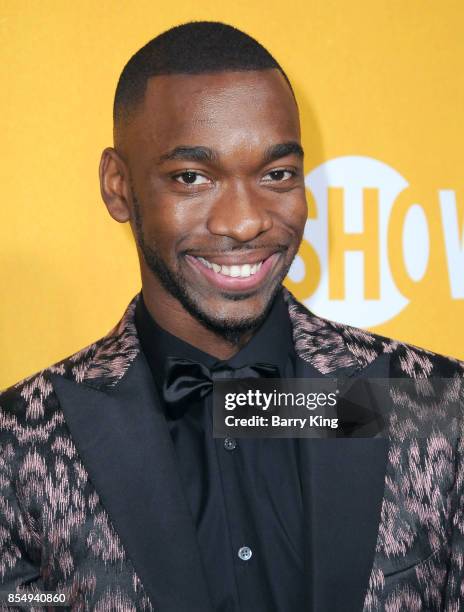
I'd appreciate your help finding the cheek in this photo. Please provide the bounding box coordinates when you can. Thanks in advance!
[150,198,205,237]
[280,194,308,236]
[140,217,177,259]
[141,205,180,240]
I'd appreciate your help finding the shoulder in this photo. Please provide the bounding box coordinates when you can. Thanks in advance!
[330,316,463,378]
[283,289,464,378]
[0,293,142,420]
[0,338,100,431]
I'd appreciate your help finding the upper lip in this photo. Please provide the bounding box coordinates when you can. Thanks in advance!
[185,248,282,266]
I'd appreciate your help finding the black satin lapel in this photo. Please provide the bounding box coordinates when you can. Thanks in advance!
[295,356,325,379]
[50,354,213,612]
[298,438,388,612]
[296,355,389,612]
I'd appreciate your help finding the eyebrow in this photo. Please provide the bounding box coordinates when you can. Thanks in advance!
[157,141,304,165]
[262,141,304,164]
[158,146,218,164]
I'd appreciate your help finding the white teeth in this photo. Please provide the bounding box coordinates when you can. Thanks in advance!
[241,264,251,277]
[196,257,265,278]
[198,256,212,269]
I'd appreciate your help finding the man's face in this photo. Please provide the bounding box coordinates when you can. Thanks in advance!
[122,69,307,337]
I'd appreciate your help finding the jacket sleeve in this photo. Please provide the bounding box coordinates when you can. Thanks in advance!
[0,417,44,595]
[444,425,464,610]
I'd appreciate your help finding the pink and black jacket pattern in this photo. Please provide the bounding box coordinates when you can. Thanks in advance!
[0,289,463,611]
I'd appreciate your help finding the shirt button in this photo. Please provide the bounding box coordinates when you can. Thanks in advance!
[224,437,237,451]
[238,546,252,561]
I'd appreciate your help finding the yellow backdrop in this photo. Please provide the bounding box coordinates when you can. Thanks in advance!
[1,1,463,389]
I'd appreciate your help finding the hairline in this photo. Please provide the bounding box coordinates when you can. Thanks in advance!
[113,67,297,145]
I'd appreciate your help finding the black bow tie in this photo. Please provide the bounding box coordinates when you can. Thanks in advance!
[162,356,280,420]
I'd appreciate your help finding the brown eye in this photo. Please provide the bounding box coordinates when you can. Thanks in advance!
[262,169,295,183]
[173,171,210,185]
[180,172,197,184]
[270,170,286,181]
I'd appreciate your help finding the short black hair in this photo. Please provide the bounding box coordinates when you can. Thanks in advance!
[113,21,293,128]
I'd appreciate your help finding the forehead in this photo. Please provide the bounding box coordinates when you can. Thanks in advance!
[127,70,300,157]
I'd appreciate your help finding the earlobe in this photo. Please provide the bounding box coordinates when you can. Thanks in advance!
[99,147,131,223]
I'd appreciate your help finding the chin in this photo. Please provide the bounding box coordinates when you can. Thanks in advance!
[188,288,279,339]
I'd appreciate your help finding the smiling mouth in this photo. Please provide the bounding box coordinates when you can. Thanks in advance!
[196,257,263,278]
[185,251,282,291]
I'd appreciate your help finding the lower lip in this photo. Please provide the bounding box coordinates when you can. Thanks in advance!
[185,252,281,291]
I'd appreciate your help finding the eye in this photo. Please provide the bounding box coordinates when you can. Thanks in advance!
[262,169,295,183]
[173,171,211,186]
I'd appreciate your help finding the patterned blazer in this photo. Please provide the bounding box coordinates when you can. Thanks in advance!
[0,289,463,612]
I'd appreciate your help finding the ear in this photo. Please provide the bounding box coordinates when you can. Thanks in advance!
[99,147,132,223]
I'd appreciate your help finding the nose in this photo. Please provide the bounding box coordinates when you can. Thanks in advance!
[206,180,273,242]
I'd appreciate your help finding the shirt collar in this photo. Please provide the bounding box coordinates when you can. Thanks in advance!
[135,288,295,391]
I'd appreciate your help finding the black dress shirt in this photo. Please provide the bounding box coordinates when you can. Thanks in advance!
[135,290,306,612]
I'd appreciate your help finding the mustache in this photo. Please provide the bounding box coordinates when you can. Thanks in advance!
[182,243,289,255]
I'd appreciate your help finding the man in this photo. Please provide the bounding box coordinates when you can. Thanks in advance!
[0,21,463,612]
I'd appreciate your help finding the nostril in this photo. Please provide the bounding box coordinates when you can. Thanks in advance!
[207,210,273,241]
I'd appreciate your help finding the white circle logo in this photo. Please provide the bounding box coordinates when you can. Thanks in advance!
[287,156,432,326]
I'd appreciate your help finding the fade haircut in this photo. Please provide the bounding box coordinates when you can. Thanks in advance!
[113,21,293,132]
